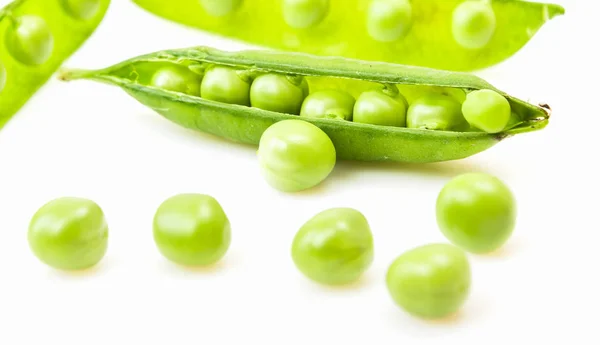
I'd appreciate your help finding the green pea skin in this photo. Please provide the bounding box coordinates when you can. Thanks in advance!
[436,173,517,254]
[292,208,374,285]
[150,64,203,96]
[282,0,329,29]
[5,15,54,66]
[257,119,336,192]
[367,0,413,42]
[300,89,355,121]
[28,197,109,271]
[452,1,496,49]
[353,90,407,127]
[61,0,102,20]
[153,194,231,266]
[199,0,242,17]
[250,73,307,114]
[407,93,468,131]
[200,66,251,106]
[462,89,511,133]
[0,61,6,93]
[386,243,471,319]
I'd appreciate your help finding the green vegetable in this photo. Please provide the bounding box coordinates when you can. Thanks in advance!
[300,89,354,121]
[291,207,374,285]
[132,0,564,71]
[199,0,242,17]
[386,243,471,319]
[150,64,203,96]
[436,173,517,254]
[250,73,307,114]
[407,93,468,131]
[0,0,110,128]
[153,193,231,266]
[353,89,407,127]
[59,46,551,163]
[462,89,512,133]
[28,197,109,271]
[257,119,336,192]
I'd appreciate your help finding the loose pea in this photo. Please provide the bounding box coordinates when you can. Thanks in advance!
[282,0,329,29]
[5,15,54,66]
[61,0,102,20]
[200,66,251,106]
[436,173,517,254]
[0,61,6,93]
[407,93,469,131]
[292,208,374,285]
[150,64,203,96]
[300,89,355,121]
[153,193,231,266]
[367,0,413,42]
[386,243,471,319]
[452,1,496,49]
[199,0,242,17]
[353,90,407,127]
[250,73,307,114]
[257,119,336,192]
[28,197,109,271]
[462,89,511,133]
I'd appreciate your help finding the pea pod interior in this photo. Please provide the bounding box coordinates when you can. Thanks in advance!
[132,0,564,71]
[59,46,551,163]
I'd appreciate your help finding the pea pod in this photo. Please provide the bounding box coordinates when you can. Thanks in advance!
[131,0,564,71]
[58,46,551,163]
[0,0,110,128]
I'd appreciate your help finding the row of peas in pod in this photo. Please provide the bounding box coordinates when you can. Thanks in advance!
[27,172,517,320]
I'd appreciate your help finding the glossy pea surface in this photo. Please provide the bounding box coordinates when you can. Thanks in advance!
[292,208,374,285]
[61,0,102,20]
[250,73,307,114]
[452,1,496,49]
[462,89,511,133]
[386,243,471,319]
[353,90,407,127]
[257,119,336,192]
[153,194,231,266]
[300,89,354,121]
[5,15,54,66]
[367,0,412,42]
[0,61,5,93]
[282,0,329,29]
[201,66,251,105]
[407,93,468,131]
[150,64,203,96]
[200,0,242,16]
[436,173,517,254]
[28,197,109,271]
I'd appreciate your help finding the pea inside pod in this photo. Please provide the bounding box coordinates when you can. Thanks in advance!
[59,46,551,164]
[0,0,111,128]
[132,0,564,71]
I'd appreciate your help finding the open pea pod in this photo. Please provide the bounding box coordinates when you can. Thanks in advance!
[0,0,111,128]
[58,46,550,163]
[132,0,564,71]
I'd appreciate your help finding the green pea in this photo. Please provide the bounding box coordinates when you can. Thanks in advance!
[282,0,329,29]
[200,66,251,105]
[436,173,517,254]
[150,64,203,96]
[250,73,307,114]
[292,208,374,285]
[462,89,511,133]
[61,0,102,20]
[452,1,496,49]
[0,61,6,93]
[407,93,468,131]
[353,90,407,127]
[386,243,471,319]
[28,197,109,271]
[300,89,354,121]
[5,15,54,66]
[199,0,242,17]
[153,193,231,266]
[257,119,336,192]
[367,0,413,42]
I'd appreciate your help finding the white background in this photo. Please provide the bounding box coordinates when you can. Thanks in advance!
[0,0,598,344]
